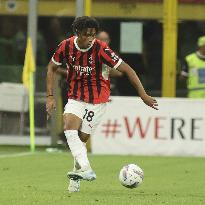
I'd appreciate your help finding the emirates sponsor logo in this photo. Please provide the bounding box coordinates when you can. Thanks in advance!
[73,65,93,76]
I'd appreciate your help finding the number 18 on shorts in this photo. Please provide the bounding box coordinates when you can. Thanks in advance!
[64,99,107,134]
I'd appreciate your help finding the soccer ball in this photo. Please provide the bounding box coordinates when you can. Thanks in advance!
[119,164,144,189]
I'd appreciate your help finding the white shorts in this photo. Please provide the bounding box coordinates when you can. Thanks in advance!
[64,99,107,134]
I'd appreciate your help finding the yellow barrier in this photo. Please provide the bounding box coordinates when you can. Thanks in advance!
[1,0,205,20]
[162,0,178,97]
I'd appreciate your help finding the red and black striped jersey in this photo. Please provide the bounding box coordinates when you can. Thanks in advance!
[52,36,122,104]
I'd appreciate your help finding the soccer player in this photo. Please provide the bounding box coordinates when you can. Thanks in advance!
[46,16,158,192]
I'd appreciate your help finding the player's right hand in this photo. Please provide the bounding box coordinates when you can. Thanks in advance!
[46,96,56,120]
[141,94,158,110]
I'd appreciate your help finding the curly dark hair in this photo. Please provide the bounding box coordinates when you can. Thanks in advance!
[72,16,100,35]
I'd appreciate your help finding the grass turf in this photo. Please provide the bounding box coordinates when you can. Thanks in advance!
[0,147,205,205]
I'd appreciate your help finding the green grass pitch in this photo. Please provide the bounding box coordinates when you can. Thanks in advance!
[0,146,205,205]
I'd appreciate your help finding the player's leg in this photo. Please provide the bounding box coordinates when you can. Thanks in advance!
[79,131,90,143]
[64,113,91,170]
[73,131,90,173]
[64,113,83,193]
[68,132,90,192]
[67,130,96,181]
[64,100,94,176]
[71,131,90,174]
[68,157,81,192]
[67,102,107,181]
[65,100,96,182]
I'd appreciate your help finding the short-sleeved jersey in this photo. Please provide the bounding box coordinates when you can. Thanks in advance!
[52,36,122,104]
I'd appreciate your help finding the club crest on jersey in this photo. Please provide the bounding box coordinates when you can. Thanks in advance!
[69,56,75,62]
[73,65,93,76]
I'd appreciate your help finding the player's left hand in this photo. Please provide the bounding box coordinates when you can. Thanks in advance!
[141,94,158,110]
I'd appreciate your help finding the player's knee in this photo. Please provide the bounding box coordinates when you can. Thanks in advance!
[63,114,82,131]
[63,122,77,131]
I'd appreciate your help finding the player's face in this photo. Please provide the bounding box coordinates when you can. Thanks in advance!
[78,28,97,49]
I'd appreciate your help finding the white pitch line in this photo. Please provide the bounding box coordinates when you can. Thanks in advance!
[0,152,34,159]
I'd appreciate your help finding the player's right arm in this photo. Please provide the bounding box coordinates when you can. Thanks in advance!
[46,40,66,119]
[56,67,68,77]
[46,61,59,119]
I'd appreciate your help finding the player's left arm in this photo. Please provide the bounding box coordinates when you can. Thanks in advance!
[100,44,158,110]
[117,62,158,110]
[109,68,123,78]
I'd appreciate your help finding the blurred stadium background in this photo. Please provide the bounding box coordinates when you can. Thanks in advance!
[0,1,205,205]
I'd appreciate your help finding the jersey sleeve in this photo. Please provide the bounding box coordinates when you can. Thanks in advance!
[100,44,122,69]
[51,40,66,66]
